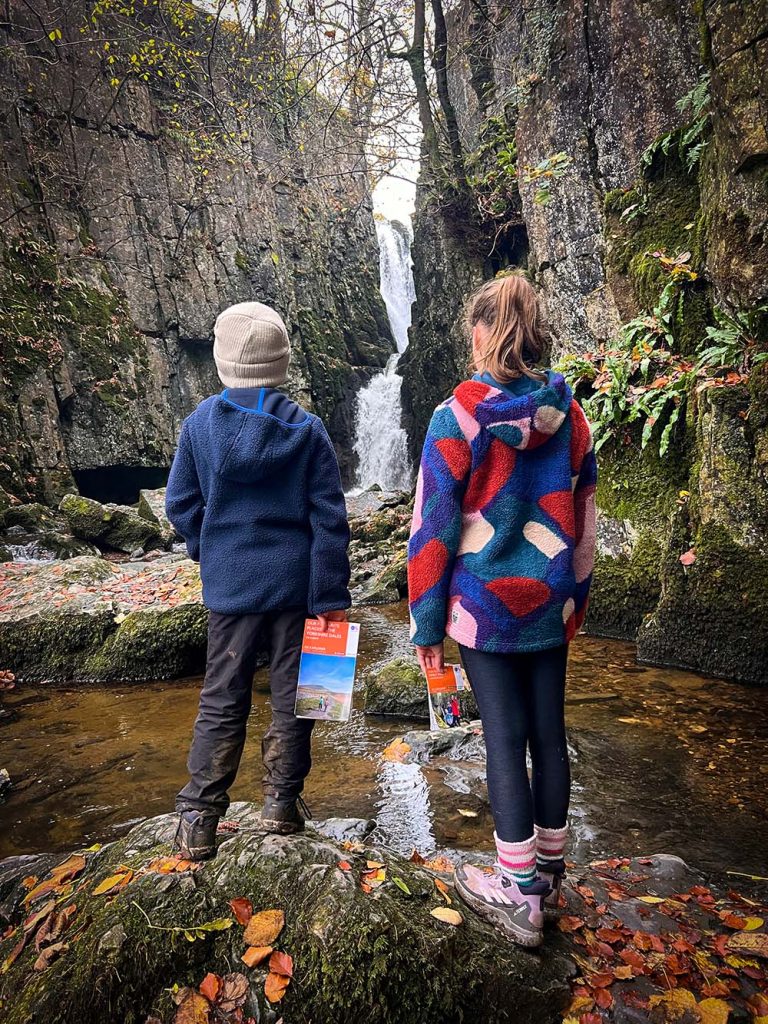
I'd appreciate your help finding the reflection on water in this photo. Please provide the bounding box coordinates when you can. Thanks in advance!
[1,602,767,876]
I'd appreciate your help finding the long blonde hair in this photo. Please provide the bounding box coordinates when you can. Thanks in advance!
[465,271,548,383]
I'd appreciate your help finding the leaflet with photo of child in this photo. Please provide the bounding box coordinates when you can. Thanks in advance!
[426,664,470,731]
[294,619,360,722]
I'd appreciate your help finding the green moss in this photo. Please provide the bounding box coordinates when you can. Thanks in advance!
[595,428,692,526]
[85,606,208,681]
[587,531,663,640]
[234,249,249,270]
[60,493,112,539]
[605,170,710,352]
[0,610,117,683]
[638,519,768,684]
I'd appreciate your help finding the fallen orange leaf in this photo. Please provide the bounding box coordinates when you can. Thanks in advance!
[198,973,222,1003]
[382,738,411,763]
[93,869,133,896]
[434,878,452,904]
[23,856,86,906]
[421,856,454,874]
[338,860,352,871]
[242,945,273,968]
[264,971,290,1003]
[558,916,586,933]
[172,987,212,1024]
[430,907,463,926]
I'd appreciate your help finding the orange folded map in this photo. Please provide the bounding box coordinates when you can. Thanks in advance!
[294,619,360,722]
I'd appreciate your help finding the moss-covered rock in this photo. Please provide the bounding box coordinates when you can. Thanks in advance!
[104,505,165,554]
[59,494,165,553]
[59,494,113,540]
[365,658,479,721]
[0,807,571,1024]
[137,487,176,539]
[85,606,208,681]
[0,502,99,561]
[638,519,768,685]
[604,164,711,354]
[587,532,663,640]
[0,555,208,683]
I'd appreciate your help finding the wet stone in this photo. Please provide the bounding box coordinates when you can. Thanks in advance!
[0,806,573,1024]
[365,657,479,720]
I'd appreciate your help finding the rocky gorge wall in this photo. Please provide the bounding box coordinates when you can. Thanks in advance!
[402,0,768,684]
[0,2,393,502]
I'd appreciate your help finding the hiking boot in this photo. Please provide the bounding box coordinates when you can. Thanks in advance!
[539,870,565,919]
[260,795,311,835]
[173,809,220,860]
[454,863,546,947]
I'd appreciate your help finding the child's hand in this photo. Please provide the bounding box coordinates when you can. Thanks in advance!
[415,643,445,677]
[316,609,347,632]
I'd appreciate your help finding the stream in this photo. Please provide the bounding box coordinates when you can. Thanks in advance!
[1,601,766,877]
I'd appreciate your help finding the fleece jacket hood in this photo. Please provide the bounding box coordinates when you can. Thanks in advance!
[206,390,312,483]
[452,370,573,451]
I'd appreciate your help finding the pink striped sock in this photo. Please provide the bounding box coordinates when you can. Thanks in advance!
[494,832,537,886]
[535,823,568,871]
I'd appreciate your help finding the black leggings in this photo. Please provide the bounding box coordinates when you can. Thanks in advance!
[458,643,570,843]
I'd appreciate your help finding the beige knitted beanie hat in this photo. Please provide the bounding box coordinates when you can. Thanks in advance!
[213,301,291,388]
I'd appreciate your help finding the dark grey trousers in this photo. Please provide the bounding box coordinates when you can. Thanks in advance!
[176,608,314,815]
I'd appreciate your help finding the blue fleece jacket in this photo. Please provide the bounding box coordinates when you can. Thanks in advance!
[165,388,351,616]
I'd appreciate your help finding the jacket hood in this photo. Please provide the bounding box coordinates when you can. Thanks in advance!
[452,371,573,450]
[198,394,313,482]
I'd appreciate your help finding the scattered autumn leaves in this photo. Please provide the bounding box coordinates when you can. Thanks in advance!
[559,856,768,1024]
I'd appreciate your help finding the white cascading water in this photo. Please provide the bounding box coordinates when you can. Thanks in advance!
[352,216,416,491]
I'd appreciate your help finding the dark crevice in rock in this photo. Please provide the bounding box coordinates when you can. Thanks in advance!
[73,467,170,507]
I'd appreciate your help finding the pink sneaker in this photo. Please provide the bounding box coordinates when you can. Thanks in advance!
[539,870,564,919]
[454,863,545,947]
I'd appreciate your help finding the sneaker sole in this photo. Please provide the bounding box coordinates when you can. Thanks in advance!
[260,817,305,835]
[455,876,543,948]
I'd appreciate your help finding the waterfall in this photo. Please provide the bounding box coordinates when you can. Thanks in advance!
[352,216,415,492]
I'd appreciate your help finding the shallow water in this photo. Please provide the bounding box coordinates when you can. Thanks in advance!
[1,602,766,876]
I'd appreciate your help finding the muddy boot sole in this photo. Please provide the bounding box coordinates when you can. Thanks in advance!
[454,874,543,948]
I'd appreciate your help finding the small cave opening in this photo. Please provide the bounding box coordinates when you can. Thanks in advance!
[73,466,170,506]
[487,221,530,276]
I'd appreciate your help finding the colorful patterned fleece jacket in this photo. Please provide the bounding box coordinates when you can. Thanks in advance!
[407,371,597,653]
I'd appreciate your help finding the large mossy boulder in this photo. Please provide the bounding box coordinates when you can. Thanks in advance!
[59,494,165,554]
[0,806,571,1024]
[0,555,208,683]
[365,658,479,720]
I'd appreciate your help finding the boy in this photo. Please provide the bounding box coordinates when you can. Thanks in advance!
[166,301,350,859]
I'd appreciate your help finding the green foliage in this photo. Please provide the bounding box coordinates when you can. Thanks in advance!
[521,152,571,206]
[465,113,519,223]
[560,278,695,457]
[695,305,768,376]
[640,75,711,176]
[558,256,766,459]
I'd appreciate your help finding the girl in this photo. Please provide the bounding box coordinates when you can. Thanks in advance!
[407,271,597,947]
